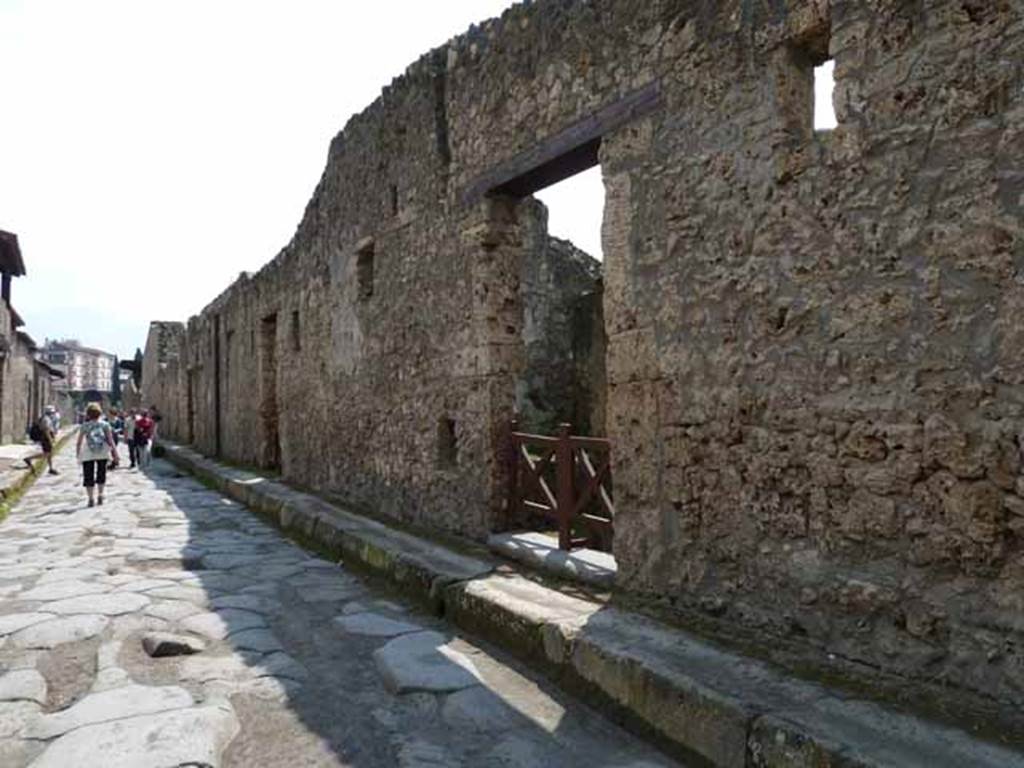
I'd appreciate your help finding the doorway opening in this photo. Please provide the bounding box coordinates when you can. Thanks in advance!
[518,163,607,440]
[186,369,196,444]
[259,314,281,471]
[464,84,664,555]
[494,145,611,552]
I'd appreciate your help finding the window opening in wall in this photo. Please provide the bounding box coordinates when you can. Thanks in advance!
[290,310,301,352]
[814,60,837,130]
[357,239,375,300]
[437,416,457,469]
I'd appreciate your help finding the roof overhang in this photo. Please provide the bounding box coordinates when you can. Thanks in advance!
[36,360,65,378]
[0,231,27,277]
[16,330,37,351]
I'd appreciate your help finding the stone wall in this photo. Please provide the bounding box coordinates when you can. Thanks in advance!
[145,0,1024,705]
[0,307,58,444]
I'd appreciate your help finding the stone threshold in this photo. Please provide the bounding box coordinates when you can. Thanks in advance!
[487,531,617,590]
[159,440,1024,768]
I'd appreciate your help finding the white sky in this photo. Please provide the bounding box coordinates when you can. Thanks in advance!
[0,1,835,360]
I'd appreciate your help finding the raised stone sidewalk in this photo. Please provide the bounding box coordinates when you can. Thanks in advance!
[0,428,75,507]
[161,440,1024,768]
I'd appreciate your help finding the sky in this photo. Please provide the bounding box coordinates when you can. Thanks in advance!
[0,2,835,360]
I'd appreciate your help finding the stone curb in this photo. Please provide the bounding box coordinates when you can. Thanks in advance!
[160,441,1024,768]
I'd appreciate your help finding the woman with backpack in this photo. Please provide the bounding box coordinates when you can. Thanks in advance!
[76,402,117,507]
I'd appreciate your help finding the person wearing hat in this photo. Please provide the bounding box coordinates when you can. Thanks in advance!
[76,402,117,507]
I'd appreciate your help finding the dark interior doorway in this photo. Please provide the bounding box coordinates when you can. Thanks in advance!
[186,369,196,444]
[259,314,281,471]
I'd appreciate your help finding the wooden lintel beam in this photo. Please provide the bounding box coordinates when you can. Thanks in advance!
[461,80,662,206]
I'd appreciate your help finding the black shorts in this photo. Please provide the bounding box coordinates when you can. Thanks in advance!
[82,459,108,488]
[39,438,53,454]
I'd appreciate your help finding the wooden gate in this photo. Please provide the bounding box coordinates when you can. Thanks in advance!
[505,420,614,552]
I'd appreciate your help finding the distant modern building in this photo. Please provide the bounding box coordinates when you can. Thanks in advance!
[0,230,66,442]
[41,339,116,394]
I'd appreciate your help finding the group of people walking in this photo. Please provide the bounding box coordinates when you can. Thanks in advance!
[27,404,158,507]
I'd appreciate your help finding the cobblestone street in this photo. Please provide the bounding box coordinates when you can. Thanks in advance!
[0,446,675,767]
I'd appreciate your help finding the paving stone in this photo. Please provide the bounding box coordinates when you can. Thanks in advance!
[398,737,460,767]
[441,686,518,733]
[374,631,482,694]
[27,701,239,768]
[109,613,168,637]
[240,582,279,597]
[146,585,210,604]
[26,683,195,739]
[0,566,39,581]
[237,675,302,702]
[227,628,284,654]
[0,701,40,739]
[296,584,362,603]
[341,601,369,615]
[208,594,276,613]
[9,615,109,649]
[145,600,204,623]
[301,559,341,570]
[42,593,149,617]
[17,581,110,602]
[98,573,140,586]
[0,670,47,705]
[334,612,423,638]
[202,553,268,570]
[126,547,203,565]
[0,613,55,636]
[373,600,409,614]
[487,734,559,768]
[96,640,122,670]
[237,564,301,581]
[254,651,307,682]
[142,632,206,658]
[181,609,265,640]
[91,667,131,693]
[111,578,175,593]
[180,653,253,684]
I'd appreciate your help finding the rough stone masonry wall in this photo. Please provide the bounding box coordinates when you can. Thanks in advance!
[145,0,1024,705]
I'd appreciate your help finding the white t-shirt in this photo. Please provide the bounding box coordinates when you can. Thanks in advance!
[79,421,112,463]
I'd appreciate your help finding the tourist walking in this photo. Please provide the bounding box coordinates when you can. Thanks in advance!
[109,409,125,468]
[134,409,155,468]
[76,402,117,507]
[24,405,59,475]
[124,409,138,468]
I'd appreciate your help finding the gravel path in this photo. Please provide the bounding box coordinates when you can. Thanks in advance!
[0,443,678,767]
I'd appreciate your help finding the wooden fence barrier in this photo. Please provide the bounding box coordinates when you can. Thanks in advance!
[506,420,614,552]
